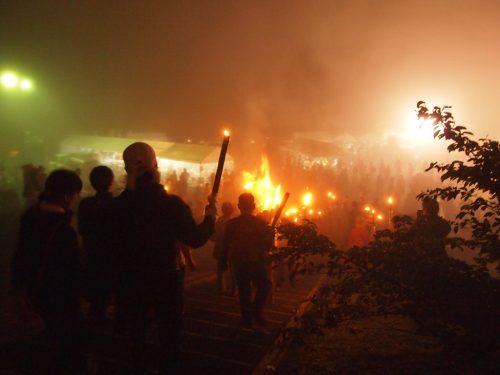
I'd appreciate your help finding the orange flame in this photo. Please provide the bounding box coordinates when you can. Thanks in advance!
[242,156,282,210]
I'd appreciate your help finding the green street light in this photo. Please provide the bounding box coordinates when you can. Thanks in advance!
[1,70,34,92]
[20,79,33,91]
[1,72,19,89]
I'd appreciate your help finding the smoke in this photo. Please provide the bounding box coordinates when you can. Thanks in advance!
[1,0,499,141]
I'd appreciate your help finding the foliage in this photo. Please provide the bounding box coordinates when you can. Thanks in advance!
[416,101,500,269]
[275,217,499,359]
[273,103,500,364]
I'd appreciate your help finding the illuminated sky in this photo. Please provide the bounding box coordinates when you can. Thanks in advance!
[1,0,499,142]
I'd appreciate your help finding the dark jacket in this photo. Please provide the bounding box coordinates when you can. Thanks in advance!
[413,214,451,257]
[12,202,82,311]
[78,192,114,297]
[221,213,274,263]
[108,182,214,296]
[78,191,113,255]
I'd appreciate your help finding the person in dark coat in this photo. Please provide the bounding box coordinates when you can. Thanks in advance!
[78,165,114,321]
[108,142,216,374]
[221,193,274,328]
[12,169,85,374]
[413,197,451,257]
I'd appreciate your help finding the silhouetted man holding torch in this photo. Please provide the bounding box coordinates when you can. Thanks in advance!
[221,193,274,328]
[108,142,216,374]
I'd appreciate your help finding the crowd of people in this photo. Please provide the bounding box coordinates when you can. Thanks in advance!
[8,141,290,374]
[1,140,455,374]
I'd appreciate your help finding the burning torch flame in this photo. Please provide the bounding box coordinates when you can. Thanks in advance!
[223,129,230,137]
[302,192,313,206]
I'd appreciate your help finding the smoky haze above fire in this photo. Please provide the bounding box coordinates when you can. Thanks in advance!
[1,0,499,142]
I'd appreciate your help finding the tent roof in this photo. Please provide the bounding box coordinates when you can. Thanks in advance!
[62,135,142,153]
[159,143,222,164]
[61,135,229,164]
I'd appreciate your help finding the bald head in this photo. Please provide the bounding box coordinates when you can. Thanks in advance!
[123,142,158,172]
[123,142,160,189]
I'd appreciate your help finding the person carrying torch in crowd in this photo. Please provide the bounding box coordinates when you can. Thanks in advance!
[107,141,217,374]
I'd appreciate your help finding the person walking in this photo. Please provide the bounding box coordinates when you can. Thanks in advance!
[221,193,274,328]
[108,142,216,374]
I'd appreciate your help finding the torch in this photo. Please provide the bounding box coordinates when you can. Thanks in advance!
[271,192,290,227]
[211,130,230,197]
[387,196,394,225]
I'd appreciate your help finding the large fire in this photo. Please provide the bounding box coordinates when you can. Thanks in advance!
[242,156,282,210]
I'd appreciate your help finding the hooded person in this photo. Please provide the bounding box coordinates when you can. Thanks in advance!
[108,142,216,374]
[12,169,85,373]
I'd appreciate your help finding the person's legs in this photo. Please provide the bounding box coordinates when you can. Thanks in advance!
[42,304,86,374]
[224,263,237,296]
[251,262,272,323]
[157,269,185,374]
[123,297,149,373]
[233,262,253,325]
[216,258,225,292]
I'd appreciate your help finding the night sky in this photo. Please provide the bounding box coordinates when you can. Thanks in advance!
[1,0,499,143]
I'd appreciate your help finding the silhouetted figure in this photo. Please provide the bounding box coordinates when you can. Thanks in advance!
[413,197,451,257]
[347,215,371,248]
[78,165,114,321]
[108,142,216,374]
[21,164,47,207]
[211,201,235,294]
[12,169,85,374]
[166,170,178,193]
[178,168,190,198]
[221,193,274,328]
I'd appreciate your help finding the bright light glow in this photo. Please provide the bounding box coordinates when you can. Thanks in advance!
[377,214,383,220]
[1,72,18,88]
[242,156,282,210]
[308,209,314,214]
[223,129,230,137]
[387,196,394,205]
[20,79,33,90]
[404,110,435,146]
[318,211,322,215]
[371,209,376,214]
[293,217,298,223]
[364,205,371,212]
[327,191,336,199]
[302,192,313,206]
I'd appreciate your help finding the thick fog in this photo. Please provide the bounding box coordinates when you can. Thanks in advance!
[1,0,499,144]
